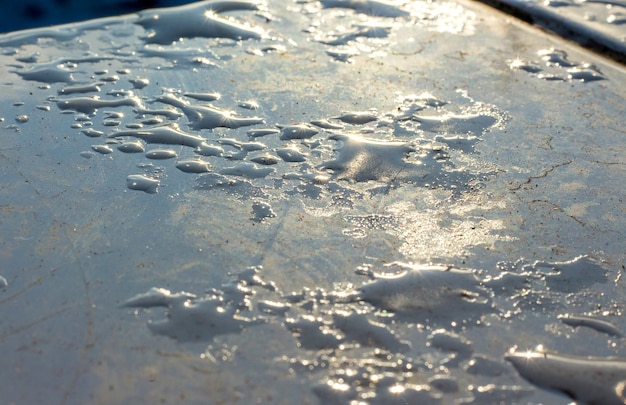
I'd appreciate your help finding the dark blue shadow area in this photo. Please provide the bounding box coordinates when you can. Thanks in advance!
[0,0,196,33]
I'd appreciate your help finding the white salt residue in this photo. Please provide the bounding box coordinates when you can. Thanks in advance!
[506,347,626,405]
[126,174,160,194]
[135,0,266,45]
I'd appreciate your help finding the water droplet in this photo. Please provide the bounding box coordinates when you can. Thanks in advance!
[320,0,410,18]
[155,94,264,130]
[109,124,206,147]
[117,141,145,153]
[184,92,221,102]
[250,154,279,165]
[145,149,178,160]
[252,201,276,222]
[81,128,104,138]
[57,95,141,114]
[278,123,319,140]
[506,348,626,404]
[136,1,266,45]
[275,146,308,162]
[246,128,280,138]
[91,144,113,154]
[58,81,105,95]
[126,174,159,194]
[335,111,378,125]
[220,162,274,178]
[176,158,211,173]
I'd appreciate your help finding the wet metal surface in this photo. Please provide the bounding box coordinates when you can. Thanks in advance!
[0,1,625,404]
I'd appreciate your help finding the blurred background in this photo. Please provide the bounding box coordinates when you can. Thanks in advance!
[0,0,195,33]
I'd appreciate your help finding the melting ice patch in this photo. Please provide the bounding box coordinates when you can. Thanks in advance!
[126,174,159,193]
